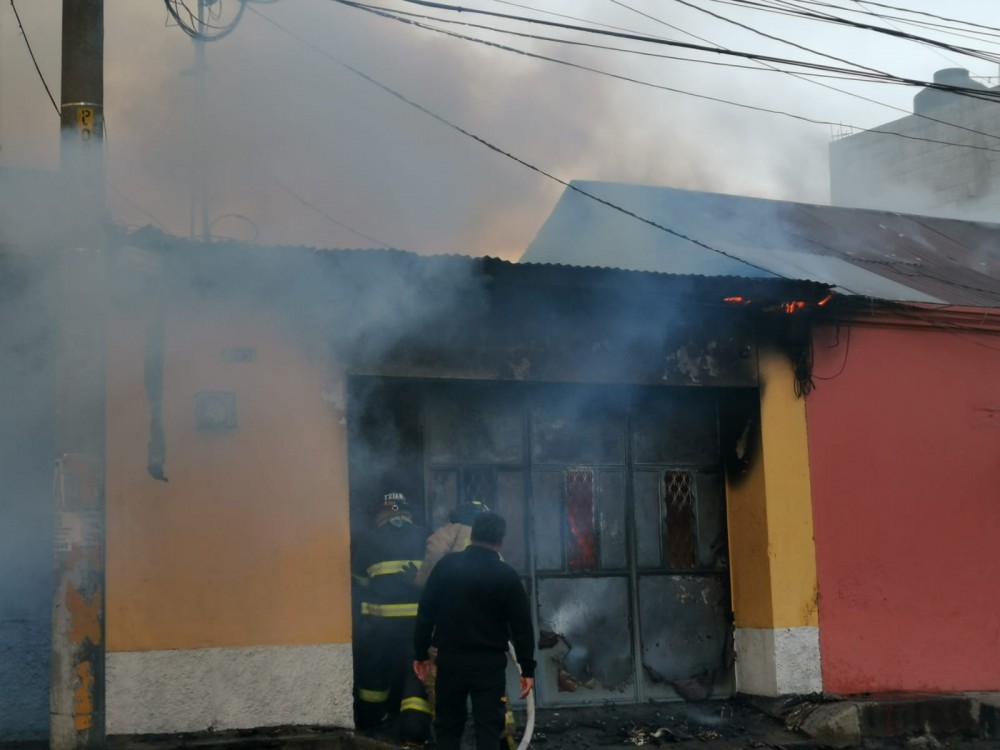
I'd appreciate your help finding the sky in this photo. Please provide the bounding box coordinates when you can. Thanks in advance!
[1,0,998,260]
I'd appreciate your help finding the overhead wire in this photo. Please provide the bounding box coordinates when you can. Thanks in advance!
[383,0,1000,106]
[314,1,1000,324]
[671,0,893,79]
[764,0,1000,44]
[705,0,1000,67]
[9,0,60,115]
[605,0,1000,146]
[336,0,1000,153]
[10,13,170,234]
[775,0,1000,49]
[848,0,964,69]
[274,179,394,248]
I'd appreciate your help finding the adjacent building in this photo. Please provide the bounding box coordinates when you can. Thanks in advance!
[830,67,1000,221]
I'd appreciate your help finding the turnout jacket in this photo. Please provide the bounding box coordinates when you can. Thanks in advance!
[415,522,471,586]
[414,544,536,678]
[352,518,429,616]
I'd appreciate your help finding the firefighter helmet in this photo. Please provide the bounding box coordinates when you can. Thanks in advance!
[382,491,409,513]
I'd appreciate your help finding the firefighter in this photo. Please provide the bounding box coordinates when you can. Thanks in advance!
[416,499,489,586]
[352,492,432,743]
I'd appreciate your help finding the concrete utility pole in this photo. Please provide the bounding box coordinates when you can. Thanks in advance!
[190,0,210,240]
[51,1,107,748]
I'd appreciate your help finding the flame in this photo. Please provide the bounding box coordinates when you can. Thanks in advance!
[783,301,806,314]
[723,296,750,304]
[817,293,833,306]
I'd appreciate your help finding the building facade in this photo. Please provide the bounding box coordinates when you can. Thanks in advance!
[1,232,832,741]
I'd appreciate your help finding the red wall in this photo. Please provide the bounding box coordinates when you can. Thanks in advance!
[806,320,1000,693]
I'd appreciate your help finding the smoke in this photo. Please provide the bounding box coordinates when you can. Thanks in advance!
[1,1,836,261]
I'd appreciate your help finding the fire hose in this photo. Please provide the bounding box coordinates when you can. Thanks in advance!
[508,642,536,750]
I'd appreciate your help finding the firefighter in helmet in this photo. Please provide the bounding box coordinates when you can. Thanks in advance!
[352,492,432,742]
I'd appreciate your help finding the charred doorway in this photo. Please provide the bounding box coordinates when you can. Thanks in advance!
[348,378,734,707]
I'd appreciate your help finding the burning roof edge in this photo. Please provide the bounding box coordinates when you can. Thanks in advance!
[120,226,834,307]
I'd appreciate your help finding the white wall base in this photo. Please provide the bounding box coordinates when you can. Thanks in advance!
[735,627,822,696]
[107,643,354,735]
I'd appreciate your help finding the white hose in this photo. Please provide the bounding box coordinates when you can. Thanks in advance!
[508,643,536,750]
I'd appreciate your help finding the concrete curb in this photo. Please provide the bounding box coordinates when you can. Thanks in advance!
[751,692,1000,748]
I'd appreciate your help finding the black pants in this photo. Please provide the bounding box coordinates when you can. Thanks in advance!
[355,617,415,725]
[434,651,507,750]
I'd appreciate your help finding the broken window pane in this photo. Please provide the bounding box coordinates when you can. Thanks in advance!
[664,471,697,569]
[565,469,597,572]
[538,577,635,698]
[598,471,627,570]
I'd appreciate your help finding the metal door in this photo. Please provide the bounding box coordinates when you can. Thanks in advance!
[422,384,733,707]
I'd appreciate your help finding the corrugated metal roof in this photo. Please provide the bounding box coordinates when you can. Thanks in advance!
[522,182,1000,307]
[129,227,832,305]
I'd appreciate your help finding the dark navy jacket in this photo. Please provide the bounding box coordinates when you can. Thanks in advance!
[414,544,536,678]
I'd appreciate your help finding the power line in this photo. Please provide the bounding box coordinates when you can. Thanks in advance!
[383,0,1000,104]
[9,0,59,115]
[672,0,892,79]
[274,179,394,248]
[343,1,1000,154]
[706,0,1000,67]
[605,0,1000,146]
[767,0,1000,44]
[249,5,785,280]
[339,0,1000,152]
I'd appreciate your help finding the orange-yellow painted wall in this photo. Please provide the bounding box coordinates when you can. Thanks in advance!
[105,294,352,652]
[727,348,819,630]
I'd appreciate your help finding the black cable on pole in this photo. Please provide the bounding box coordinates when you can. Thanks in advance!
[10,0,60,115]
[164,0,247,41]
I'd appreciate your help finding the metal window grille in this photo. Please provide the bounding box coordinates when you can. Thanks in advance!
[663,470,697,569]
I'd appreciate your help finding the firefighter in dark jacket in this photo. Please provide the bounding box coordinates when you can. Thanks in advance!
[413,512,536,750]
[352,492,432,742]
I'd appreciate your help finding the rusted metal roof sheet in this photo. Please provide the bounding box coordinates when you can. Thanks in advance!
[522,182,1000,307]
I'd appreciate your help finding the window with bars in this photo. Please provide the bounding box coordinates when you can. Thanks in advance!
[565,469,598,571]
[663,470,697,569]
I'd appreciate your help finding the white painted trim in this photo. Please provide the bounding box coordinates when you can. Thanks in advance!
[106,643,354,735]
[735,627,821,696]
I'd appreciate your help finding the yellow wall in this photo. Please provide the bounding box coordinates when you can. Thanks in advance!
[727,347,818,630]
[105,294,352,652]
